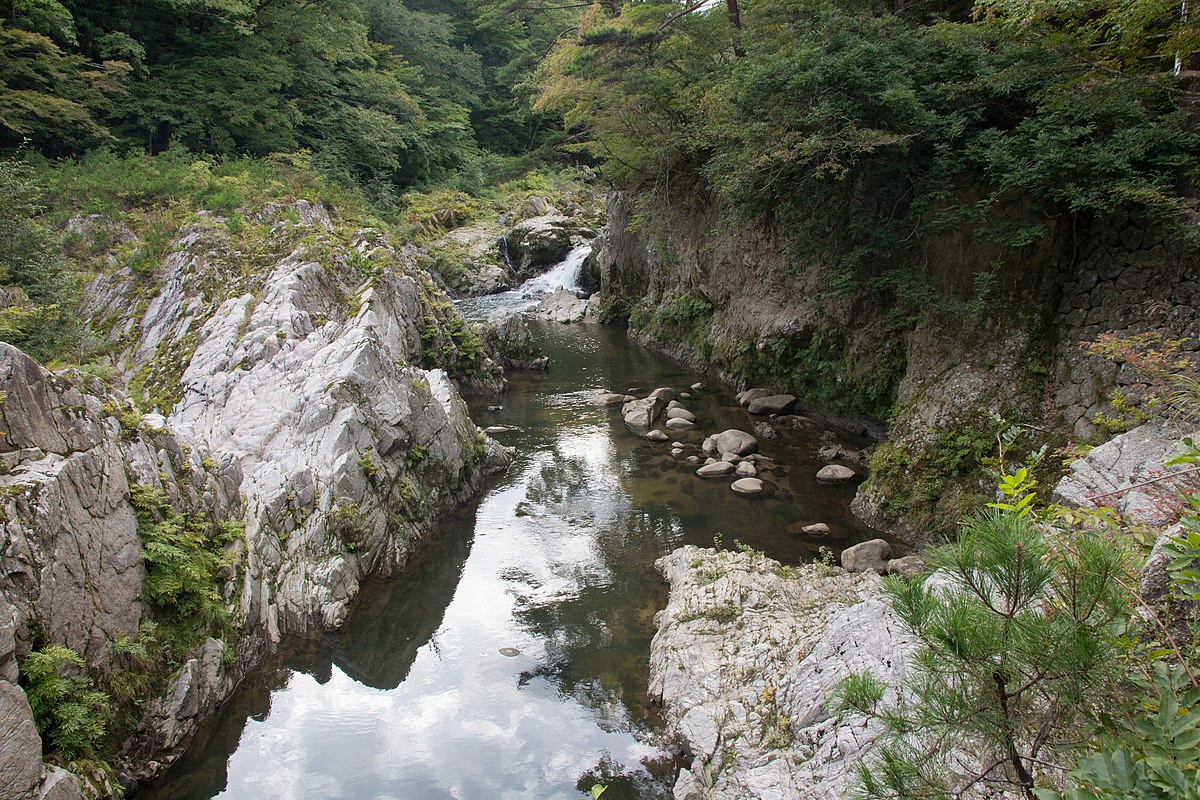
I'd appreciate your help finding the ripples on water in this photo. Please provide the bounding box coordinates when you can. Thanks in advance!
[136,258,878,800]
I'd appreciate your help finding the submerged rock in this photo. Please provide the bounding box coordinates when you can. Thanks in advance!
[592,392,636,407]
[817,464,857,482]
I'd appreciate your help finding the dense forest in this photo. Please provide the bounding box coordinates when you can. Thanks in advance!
[3,0,1198,365]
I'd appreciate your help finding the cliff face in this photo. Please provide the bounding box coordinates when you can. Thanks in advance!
[0,342,241,800]
[594,188,1200,538]
[0,200,514,797]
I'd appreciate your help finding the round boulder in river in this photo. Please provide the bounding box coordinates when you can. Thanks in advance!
[736,388,772,407]
[731,477,764,494]
[715,429,758,456]
[646,430,669,442]
[666,418,694,431]
[649,387,678,402]
[666,407,696,422]
[746,394,797,416]
[816,464,857,482]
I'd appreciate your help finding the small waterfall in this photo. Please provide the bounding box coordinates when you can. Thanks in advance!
[516,243,591,299]
[457,243,593,320]
[497,236,516,275]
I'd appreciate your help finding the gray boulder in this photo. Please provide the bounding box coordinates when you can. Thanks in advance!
[666,407,696,422]
[622,395,668,431]
[886,555,927,580]
[715,429,758,457]
[736,388,772,407]
[665,418,694,431]
[731,477,764,494]
[697,462,737,477]
[534,286,596,324]
[841,539,893,574]
[817,464,857,482]
[646,430,670,442]
[476,312,548,371]
[747,394,797,416]
[649,387,678,402]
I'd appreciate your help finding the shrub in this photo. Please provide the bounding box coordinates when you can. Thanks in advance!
[855,507,1132,799]
[19,645,109,762]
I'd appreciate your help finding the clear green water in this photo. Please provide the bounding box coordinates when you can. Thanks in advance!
[135,321,878,800]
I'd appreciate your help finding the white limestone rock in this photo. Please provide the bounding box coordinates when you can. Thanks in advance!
[650,547,917,800]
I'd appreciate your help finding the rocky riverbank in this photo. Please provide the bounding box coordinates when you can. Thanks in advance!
[650,546,914,799]
[0,198,520,798]
[650,418,1194,799]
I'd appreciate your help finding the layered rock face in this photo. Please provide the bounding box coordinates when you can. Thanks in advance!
[87,202,512,640]
[0,343,241,800]
[650,547,916,800]
[594,188,1200,540]
[0,201,514,795]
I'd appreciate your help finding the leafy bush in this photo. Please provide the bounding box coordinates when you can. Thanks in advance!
[130,484,241,657]
[19,645,109,762]
[0,155,81,362]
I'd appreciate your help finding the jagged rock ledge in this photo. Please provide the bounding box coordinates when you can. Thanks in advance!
[0,199,519,798]
[649,546,915,799]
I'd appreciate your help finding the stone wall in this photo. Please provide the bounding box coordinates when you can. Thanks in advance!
[1052,215,1200,439]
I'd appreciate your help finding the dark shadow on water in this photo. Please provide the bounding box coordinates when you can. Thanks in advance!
[133,506,481,800]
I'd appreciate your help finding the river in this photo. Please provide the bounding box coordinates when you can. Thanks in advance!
[135,250,878,800]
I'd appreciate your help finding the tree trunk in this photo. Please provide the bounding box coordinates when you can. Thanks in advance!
[726,0,744,57]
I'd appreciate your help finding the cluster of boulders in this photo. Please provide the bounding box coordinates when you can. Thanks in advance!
[533,286,596,323]
[839,538,925,579]
[594,384,780,495]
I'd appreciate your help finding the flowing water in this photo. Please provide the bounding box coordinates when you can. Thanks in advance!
[136,255,882,800]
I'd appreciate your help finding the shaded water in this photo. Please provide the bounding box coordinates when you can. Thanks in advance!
[138,292,879,800]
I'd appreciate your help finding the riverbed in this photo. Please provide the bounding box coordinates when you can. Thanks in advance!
[136,264,877,800]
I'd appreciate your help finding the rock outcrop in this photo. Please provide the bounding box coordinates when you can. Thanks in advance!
[0,343,242,799]
[0,200,516,793]
[533,286,596,323]
[1053,419,1193,526]
[505,215,573,279]
[650,547,916,800]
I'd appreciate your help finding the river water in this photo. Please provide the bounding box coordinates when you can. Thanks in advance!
[136,253,878,800]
